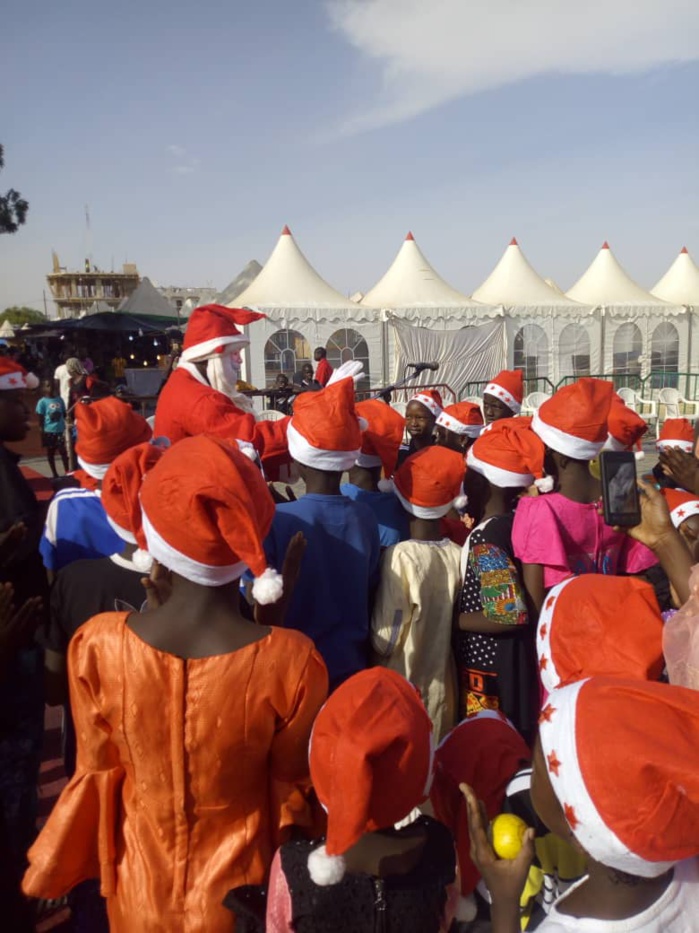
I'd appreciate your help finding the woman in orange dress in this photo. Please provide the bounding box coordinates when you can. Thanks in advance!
[23,435,328,931]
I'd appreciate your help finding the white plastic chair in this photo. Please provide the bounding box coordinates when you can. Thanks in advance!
[390,401,407,418]
[256,409,285,422]
[617,387,659,437]
[522,391,551,415]
[657,387,699,422]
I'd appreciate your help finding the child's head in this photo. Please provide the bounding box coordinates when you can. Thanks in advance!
[307,668,433,886]
[656,418,694,455]
[351,398,404,487]
[389,445,467,521]
[140,435,283,603]
[314,346,327,362]
[405,390,443,442]
[0,358,38,442]
[274,373,289,389]
[301,362,314,381]
[604,394,647,458]
[532,378,614,467]
[532,677,699,877]
[482,369,523,424]
[287,377,362,475]
[74,396,152,481]
[663,489,699,563]
[42,378,54,397]
[434,401,483,453]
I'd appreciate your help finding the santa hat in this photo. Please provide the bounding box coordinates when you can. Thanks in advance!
[662,488,699,529]
[408,388,443,418]
[536,576,664,693]
[466,417,550,491]
[538,677,699,876]
[391,446,467,518]
[101,442,164,572]
[287,378,362,471]
[656,418,694,453]
[75,397,152,480]
[354,399,404,476]
[532,378,614,459]
[483,369,524,414]
[181,305,266,362]
[436,401,484,439]
[0,357,39,391]
[139,435,283,603]
[307,668,433,886]
[431,711,530,904]
[603,395,647,460]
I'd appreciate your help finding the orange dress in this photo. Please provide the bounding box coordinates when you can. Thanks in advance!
[23,613,328,932]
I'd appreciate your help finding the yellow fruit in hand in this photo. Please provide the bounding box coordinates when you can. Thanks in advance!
[489,813,529,860]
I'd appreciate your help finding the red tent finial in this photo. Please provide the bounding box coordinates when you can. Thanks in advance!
[509,237,518,246]
[601,241,610,249]
[405,231,414,241]
[281,225,292,236]
[680,246,689,254]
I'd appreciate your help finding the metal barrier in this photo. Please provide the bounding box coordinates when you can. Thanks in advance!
[555,373,643,391]
[463,377,555,398]
[355,382,457,405]
[554,372,698,399]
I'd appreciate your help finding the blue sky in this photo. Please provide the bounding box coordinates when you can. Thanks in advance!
[1,0,698,314]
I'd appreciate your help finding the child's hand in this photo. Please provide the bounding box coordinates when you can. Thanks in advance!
[0,522,27,565]
[624,479,675,550]
[460,782,534,908]
[0,584,43,667]
[659,448,699,496]
[141,562,172,611]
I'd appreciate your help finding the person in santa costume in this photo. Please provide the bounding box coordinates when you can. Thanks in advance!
[464,677,699,931]
[263,668,458,933]
[434,400,484,454]
[483,369,524,425]
[23,435,328,933]
[154,304,290,467]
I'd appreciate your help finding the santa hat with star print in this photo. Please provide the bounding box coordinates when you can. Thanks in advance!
[354,399,405,477]
[603,394,647,460]
[483,369,524,414]
[656,418,695,453]
[536,576,664,693]
[139,435,283,603]
[662,488,699,529]
[74,397,152,480]
[538,677,699,876]
[287,377,363,472]
[101,442,164,573]
[408,388,443,418]
[180,304,266,362]
[390,446,467,518]
[466,416,551,490]
[532,378,614,459]
[436,401,484,439]
[307,668,433,886]
[0,357,39,391]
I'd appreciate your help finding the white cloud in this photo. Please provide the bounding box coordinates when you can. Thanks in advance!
[166,145,199,175]
[167,144,186,158]
[326,0,699,132]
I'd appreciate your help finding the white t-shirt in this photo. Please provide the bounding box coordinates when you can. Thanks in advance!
[539,858,699,932]
[54,364,71,407]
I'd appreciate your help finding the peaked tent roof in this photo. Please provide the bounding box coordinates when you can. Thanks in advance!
[0,320,15,338]
[472,238,581,306]
[118,277,179,318]
[361,232,484,308]
[215,260,263,307]
[566,242,669,306]
[232,226,359,310]
[651,247,699,306]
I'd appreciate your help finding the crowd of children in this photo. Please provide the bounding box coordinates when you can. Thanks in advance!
[1,302,699,932]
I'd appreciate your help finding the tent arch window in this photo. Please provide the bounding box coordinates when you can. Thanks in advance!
[650,321,679,389]
[558,324,590,379]
[327,328,370,388]
[513,324,548,384]
[264,329,312,387]
[612,323,642,376]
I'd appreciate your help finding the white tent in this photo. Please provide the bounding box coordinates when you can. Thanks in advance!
[118,277,178,319]
[566,242,670,307]
[472,238,582,308]
[0,320,15,339]
[651,247,699,307]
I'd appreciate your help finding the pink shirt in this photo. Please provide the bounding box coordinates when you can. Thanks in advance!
[512,493,657,589]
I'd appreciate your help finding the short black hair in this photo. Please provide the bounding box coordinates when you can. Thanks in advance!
[314,347,327,357]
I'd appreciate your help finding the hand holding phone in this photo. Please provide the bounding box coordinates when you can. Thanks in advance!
[599,451,641,527]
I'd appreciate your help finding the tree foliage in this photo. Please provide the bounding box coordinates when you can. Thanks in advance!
[0,145,29,235]
[0,307,45,325]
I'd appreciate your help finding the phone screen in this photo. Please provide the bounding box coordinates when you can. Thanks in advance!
[600,451,641,527]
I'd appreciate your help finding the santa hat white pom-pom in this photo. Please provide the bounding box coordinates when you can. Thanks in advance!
[635,450,645,461]
[25,372,40,390]
[535,475,555,493]
[236,440,258,462]
[307,845,347,886]
[455,894,477,922]
[252,567,284,605]
[453,494,469,510]
[131,549,153,573]
[377,478,395,493]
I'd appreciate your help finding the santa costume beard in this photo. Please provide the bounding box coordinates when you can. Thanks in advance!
[205,354,256,414]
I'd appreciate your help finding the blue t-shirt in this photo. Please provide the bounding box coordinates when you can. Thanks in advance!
[264,494,380,690]
[340,483,410,549]
[40,488,123,572]
[36,396,66,433]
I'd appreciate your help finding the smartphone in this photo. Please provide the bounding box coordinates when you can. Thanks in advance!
[599,450,641,527]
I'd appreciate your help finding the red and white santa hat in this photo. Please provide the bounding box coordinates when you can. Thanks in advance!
[408,388,443,418]
[483,369,524,414]
[0,357,39,391]
[308,668,433,886]
[431,711,530,905]
[536,576,664,693]
[354,399,404,476]
[391,446,467,518]
[436,401,484,439]
[662,488,699,529]
[101,442,164,572]
[467,417,550,490]
[532,378,614,459]
[75,397,152,480]
[288,378,363,472]
[181,304,266,362]
[656,418,694,453]
[603,395,647,459]
[539,677,699,876]
[139,435,283,603]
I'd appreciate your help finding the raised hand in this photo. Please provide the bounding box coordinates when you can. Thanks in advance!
[0,583,44,668]
[659,448,699,495]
